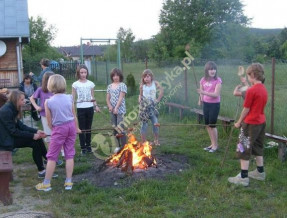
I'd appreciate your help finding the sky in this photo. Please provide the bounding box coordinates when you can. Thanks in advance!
[27,0,287,47]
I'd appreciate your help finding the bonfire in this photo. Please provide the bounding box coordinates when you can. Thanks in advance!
[107,134,157,174]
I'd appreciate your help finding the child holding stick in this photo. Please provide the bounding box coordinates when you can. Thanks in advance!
[35,74,80,191]
[197,61,222,153]
[72,64,100,155]
[139,69,163,145]
[106,68,127,152]
[228,63,268,186]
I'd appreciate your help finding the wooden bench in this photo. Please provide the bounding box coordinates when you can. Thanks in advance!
[165,102,191,120]
[265,133,287,162]
[0,151,13,206]
[0,79,11,88]
[190,108,234,132]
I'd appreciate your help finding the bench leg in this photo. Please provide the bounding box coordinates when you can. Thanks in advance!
[0,172,13,205]
[278,143,286,162]
[179,109,183,120]
[197,114,203,124]
[222,121,231,133]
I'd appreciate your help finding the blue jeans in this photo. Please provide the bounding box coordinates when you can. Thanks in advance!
[140,113,159,135]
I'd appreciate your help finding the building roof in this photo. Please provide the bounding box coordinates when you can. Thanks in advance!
[58,44,103,57]
[0,0,30,42]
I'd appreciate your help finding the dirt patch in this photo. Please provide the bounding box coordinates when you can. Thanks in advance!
[73,153,191,187]
[0,163,51,218]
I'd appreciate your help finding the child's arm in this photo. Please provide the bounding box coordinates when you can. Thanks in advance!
[114,92,125,114]
[106,93,113,112]
[233,85,243,96]
[91,87,100,112]
[198,83,222,98]
[197,84,204,105]
[234,107,250,128]
[44,101,52,130]
[72,87,77,102]
[138,83,143,103]
[155,81,164,103]
[72,102,81,133]
[29,95,42,111]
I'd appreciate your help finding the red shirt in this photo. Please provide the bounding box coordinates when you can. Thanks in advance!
[243,83,268,124]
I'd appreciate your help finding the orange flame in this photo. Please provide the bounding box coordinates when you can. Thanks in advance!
[109,134,156,169]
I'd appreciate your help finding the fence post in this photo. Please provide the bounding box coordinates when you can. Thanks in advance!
[271,58,275,134]
[106,60,108,85]
[184,68,188,103]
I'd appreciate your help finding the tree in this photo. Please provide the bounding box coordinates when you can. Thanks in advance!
[157,0,249,59]
[23,16,62,62]
[117,27,135,62]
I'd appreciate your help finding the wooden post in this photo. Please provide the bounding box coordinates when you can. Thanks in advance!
[0,151,13,205]
[271,58,275,134]
[278,143,286,162]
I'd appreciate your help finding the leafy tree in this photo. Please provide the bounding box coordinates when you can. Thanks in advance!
[132,39,152,61]
[157,0,249,59]
[117,27,135,62]
[23,16,61,62]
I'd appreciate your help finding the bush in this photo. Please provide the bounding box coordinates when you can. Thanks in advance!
[126,73,137,96]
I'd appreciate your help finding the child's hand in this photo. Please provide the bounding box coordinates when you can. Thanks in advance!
[197,89,202,95]
[33,133,41,140]
[77,128,82,134]
[36,106,42,111]
[113,107,118,114]
[234,122,241,128]
[94,105,101,112]
[108,106,113,112]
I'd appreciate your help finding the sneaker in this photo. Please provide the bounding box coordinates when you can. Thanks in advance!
[154,140,160,146]
[81,150,87,156]
[56,160,64,166]
[209,148,218,153]
[38,171,59,179]
[64,182,73,190]
[203,146,212,151]
[248,169,266,181]
[228,173,249,186]
[35,183,52,192]
[114,147,120,153]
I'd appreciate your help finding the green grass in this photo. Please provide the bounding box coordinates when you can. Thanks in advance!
[3,61,287,217]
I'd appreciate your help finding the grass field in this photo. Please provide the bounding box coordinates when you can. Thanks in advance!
[1,61,287,217]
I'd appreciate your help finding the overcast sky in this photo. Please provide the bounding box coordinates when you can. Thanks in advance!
[27,0,287,46]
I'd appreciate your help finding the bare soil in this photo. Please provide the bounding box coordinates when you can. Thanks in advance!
[73,152,191,188]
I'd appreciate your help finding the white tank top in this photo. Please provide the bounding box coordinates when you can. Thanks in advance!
[143,81,156,101]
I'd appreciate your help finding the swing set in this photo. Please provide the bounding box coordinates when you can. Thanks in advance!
[80,38,121,85]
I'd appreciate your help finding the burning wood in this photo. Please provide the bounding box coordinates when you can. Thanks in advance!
[107,134,157,174]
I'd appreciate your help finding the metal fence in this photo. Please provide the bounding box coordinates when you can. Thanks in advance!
[23,58,287,136]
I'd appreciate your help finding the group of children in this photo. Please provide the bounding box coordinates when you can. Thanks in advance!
[27,64,163,191]
[1,60,267,190]
[198,61,267,187]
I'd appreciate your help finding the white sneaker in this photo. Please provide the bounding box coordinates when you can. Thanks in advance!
[228,173,249,186]
[114,147,120,153]
[249,169,266,181]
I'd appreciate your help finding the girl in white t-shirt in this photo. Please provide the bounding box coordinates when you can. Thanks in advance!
[72,64,100,155]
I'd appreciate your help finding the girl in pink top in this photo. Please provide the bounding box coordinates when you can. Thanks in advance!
[197,61,222,153]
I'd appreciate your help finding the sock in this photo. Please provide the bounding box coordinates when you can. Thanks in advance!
[61,149,65,157]
[43,179,50,185]
[257,166,264,173]
[65,178,72,183]
[241,170,248,178]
